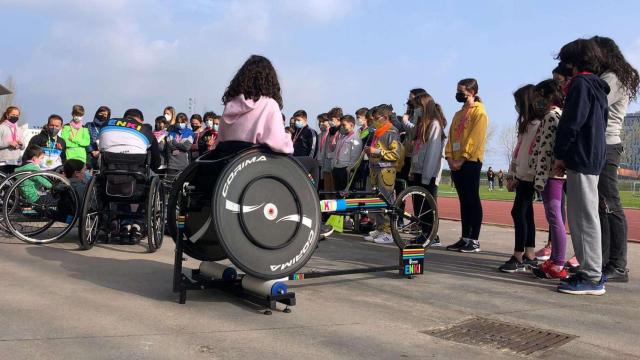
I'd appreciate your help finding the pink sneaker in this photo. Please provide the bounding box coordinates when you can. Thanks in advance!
[535,246,551,261]
[566,256,580,268]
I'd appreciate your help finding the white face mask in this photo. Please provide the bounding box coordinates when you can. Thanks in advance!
[72,116,83,122]
[178,123,186,130]
[206,120,214,127]
[164,114,172,122]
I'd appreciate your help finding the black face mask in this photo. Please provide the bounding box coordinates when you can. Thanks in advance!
[8,116,19,123]
[455,92,468,103]
[94,115,108,126]
[192,125,200,131]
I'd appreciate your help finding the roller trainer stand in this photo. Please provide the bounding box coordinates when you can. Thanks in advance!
[172,186,296,314]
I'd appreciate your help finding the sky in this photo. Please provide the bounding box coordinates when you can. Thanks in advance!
[1,0,639,169]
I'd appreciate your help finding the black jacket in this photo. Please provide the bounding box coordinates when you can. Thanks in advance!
[293,125,318,157]
[28,129,67,163]
[554,74,610,175]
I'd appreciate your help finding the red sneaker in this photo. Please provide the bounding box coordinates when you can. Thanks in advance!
[533,261,568,279]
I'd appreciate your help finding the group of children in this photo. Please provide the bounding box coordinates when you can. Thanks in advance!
[500,36,637,296]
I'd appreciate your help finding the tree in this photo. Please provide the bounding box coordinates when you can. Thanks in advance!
[499,124,517,168]
[0,76,16,115]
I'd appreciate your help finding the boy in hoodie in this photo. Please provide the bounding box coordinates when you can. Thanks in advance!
[553,39,610,295]
[332,115,362,192]
[28,114,66,171]
[363,105,401,244]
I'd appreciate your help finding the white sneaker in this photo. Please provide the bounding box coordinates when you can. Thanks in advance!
[368,230,383,237]
[373,233,394,244]
[363,235,375,242]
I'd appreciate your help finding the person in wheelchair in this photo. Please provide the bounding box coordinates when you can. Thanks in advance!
[27,114,66,171]
[218,55,332,238]
[15,146,52,209]
[98,108,161,243]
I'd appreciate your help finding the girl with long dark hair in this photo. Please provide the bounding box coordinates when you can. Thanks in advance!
[592,36,639,283]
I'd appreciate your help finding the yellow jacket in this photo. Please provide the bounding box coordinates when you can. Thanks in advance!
[445,102,488,162]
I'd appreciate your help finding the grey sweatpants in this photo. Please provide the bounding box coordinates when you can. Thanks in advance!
[566,170,602,281]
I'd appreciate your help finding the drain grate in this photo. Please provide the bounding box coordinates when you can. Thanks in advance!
[422,317,576,355]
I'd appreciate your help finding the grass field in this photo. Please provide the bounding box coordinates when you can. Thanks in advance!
[437,183,640,209]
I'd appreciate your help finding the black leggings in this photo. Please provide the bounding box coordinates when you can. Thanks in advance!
[332,167,349,193]
[511,179,536,252]
[451,161,483,240]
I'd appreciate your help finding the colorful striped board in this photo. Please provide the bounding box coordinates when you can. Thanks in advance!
[320,198,387,213]
[400,245,424,276]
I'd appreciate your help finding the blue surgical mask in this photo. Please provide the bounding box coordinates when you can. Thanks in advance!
[178,123,186,130]
[213,124,219,132]
[295,121,304,129]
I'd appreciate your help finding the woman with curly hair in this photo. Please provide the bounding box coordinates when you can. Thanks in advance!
[218,55,292,154]
[592,36,639,283]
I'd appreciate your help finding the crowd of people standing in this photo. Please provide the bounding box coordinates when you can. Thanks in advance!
[0,35,636,296]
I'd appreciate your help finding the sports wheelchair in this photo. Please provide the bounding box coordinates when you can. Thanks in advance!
[1,168,80,244]
[78,151,165,252]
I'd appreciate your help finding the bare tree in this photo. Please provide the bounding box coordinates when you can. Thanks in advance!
[0,76,16,115]
[621,113,640,172]
[499,124,517,168]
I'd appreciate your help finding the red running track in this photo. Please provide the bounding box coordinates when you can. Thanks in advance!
[437,197,640,243]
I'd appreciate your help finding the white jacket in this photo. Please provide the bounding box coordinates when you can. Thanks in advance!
[509,119,541,182]
[332,131,362,170]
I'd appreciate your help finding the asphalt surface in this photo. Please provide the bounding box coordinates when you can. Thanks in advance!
[0,221,638,360]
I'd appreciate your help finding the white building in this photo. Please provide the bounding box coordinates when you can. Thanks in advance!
[622,112,640,172]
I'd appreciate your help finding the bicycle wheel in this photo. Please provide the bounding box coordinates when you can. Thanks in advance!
[0,170,36,231]
[3,171,79,244]
[390,186,439,249]
[146,176,165,252]
[78,175,102,250]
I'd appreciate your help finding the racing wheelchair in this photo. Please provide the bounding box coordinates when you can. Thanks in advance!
[78,151,165,252]
[1,168,80,244]
[167,142,438,306]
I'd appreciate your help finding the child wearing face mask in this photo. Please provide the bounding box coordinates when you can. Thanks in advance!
[331,115,363,192]
[85,106,111,169]
[60,104,90,164]
[445,78,489,253]
[353,107,373,192]
[200,113,219,152]
[14,145,52,205]
[153,116,169,171]
[165,113,194,178]
[291,110,318,158]
[0,105,25,173]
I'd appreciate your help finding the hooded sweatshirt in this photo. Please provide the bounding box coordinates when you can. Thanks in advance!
[60,124,90,163]
[554,73,610,175]
[600,71,629,145]
[218,95,293,154]
[166,125,193,171]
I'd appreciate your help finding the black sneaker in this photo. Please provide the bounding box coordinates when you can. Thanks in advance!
[319,224,334,240]
[459,239,481,253]
[499,256,524,273]
[446,238,467,251]
[129,225,143,245]
[603,265,629,283]
[522,255,538,269]
[119,225,132,244]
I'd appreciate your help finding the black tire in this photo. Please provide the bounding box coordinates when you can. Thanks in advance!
[146,176,164,253]
[212,150,320,280]
[0,171,35,231]
[78,175,101,250]
[3,172,78,244]
[390,186,439,249]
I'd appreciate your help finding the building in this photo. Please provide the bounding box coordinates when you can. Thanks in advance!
[621,111,640,175]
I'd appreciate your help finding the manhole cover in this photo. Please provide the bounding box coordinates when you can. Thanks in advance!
[421,317,576,355]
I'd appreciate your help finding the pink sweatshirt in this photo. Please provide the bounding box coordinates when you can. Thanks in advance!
[219,95,293,154]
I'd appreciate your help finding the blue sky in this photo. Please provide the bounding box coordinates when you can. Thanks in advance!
[1,0,639,169]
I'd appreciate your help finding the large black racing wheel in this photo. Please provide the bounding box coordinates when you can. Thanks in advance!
[212,149,321,280]
[390,186,439,249]
[146,176,164,253]
[78,175,102,250]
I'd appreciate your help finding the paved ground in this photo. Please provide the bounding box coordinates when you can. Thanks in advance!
[0,221,638,360]
[437,197,640,242]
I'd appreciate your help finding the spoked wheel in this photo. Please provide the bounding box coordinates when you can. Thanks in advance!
[3,172,79,244]
[79,175,102,250]
[0,171,35,231]
[390,186,438,249]
[146,176,165,253]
